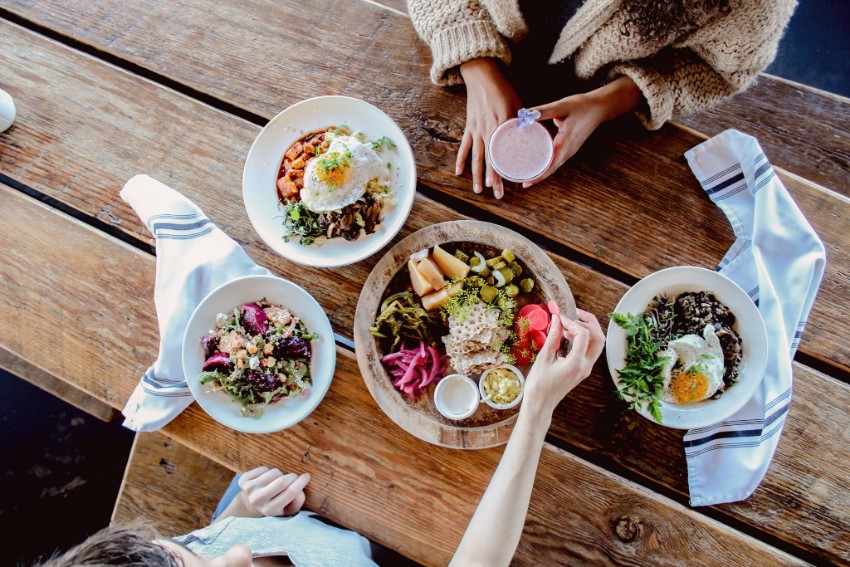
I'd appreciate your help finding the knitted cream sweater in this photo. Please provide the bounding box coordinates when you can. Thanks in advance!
[408,0,796,129]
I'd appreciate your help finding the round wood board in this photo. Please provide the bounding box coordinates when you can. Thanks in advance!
[353,221,576,449]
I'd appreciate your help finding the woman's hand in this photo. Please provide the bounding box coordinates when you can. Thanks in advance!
[236,466,310,517]
[458,58,522,199]
[523,76,643,187]
[522,309,606,418]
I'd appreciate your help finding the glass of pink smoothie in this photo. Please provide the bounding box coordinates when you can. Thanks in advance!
[488,115,554,183]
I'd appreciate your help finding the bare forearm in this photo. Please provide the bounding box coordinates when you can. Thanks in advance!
[591,76,642,123]
[449,410,551,567]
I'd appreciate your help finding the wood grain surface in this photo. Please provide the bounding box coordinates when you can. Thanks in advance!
[112,432,235,536]
[2,176,848,563]
[2,6,850,564]
[1,2,847,375]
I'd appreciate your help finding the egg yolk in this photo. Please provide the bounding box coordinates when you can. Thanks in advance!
[316,150,353,187]
[671,371,709,404]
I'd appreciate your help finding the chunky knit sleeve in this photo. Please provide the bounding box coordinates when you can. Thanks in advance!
[408,0,513,85]
[609,0,797,130]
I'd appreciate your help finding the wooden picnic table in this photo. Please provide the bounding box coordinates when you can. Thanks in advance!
[1,1,849,564]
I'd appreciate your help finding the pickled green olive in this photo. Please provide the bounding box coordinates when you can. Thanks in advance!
[505,284,519,298]
[519,278,535,293]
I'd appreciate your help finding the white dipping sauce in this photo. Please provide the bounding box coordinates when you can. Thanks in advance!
[442,379,476,414]
[434,374,479,420]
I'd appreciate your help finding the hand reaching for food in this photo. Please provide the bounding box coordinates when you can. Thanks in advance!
[458,58,522,199]
[237,466,311,517]
[522,309,605,417]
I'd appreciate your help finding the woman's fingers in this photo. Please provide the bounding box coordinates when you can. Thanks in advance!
[542,314,564,357]
[492,175,505,199]
[240,467,281,492]
[575,309,606,360]
[268,473,311,514]
[238,466,270,485]
[456,131,472,176]
[471,138,485,194]
[282,490,307,516]
[532,99,572,121]
[254,472,299,502]
[562,317,590,359]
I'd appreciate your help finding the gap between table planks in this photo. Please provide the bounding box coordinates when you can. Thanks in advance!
[1,20,849,561]
[1,2,847,376]
[2,159,849,564]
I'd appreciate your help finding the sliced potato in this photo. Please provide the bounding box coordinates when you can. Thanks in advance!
[432,244,471,279]
[416,257,446,290]
[422,287,451,311]
[408,259,434,297]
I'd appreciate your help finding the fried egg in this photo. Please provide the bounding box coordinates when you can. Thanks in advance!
[659,324,725,404]
[300,134,389,213]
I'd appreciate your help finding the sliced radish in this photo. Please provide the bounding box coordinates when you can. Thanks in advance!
[546,301,560,317]
[525,308,550,332]
[529,330,547,351]
[510,339,535,365]
[518,304,543,319]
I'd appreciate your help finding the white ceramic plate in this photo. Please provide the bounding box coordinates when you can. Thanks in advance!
[182,275,336,434]
[243,96,416,267]
[606,266,768,429]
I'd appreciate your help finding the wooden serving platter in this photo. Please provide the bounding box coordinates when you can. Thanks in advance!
[353,220,576,449]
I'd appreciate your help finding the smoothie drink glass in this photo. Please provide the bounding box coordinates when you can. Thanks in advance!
[488,109,553,183]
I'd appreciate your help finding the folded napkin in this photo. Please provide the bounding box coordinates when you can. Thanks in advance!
[683,130,826,506]
[121,175,270,432]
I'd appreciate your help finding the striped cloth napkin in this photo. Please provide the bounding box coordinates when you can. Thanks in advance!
[120,175,270,432]
[683,130,826,506]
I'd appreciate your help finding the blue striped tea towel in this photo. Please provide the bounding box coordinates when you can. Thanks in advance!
[683,130,826,506]
[120,175,269,431]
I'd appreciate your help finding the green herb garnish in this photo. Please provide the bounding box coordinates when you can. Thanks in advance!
[371,136,396,152]
[280,200,325,245]
[609,312,672,423]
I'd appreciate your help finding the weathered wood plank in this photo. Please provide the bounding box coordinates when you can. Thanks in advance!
[0,345,120,422]
[112,432,235,535]
[2,171,847,562]
[676,75,850,197]
[2,2,846,374]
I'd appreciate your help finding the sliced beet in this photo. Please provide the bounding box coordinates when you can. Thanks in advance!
[241,303,269,336]
[273,336,312,360]
[202,351,234,373]
[245,370,278,392]
[201,334,219,358]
